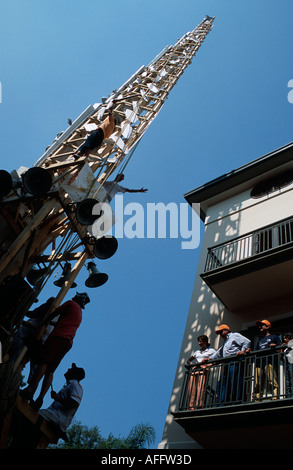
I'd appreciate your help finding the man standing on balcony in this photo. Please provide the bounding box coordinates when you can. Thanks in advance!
[202,324,251,405]
[254,319,281,400]
[282,332,293,398]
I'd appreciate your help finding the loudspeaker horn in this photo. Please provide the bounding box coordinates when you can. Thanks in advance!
[26,266,47,286]
[76,198,102,226]
[0,170,22,199]
[93,236,118,260]
[54,262,77,288]
[0,170,13,199]
[22,167,52,196]
[85,262,108,288]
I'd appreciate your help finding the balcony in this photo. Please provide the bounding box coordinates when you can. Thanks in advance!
[201,216,293,311]
[173,348,293,448]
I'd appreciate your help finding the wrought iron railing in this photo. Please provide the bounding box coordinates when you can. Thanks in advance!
[204,216,293,272]
[178,347,293,411]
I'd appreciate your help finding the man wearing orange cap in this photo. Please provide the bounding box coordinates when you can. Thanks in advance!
[255,320,281,350]
[203,324,251,404]
[209,324,251,359]
[254,319,281,400]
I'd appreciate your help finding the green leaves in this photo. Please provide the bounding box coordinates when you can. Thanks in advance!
[50,420,156,449]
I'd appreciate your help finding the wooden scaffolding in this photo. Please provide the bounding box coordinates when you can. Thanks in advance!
[0,16,214,448]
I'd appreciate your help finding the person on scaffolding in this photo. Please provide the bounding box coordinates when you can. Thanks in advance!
[74,101,117,159]
[38,363,85,441]
[20,292,90,411]
[102,173,148,202]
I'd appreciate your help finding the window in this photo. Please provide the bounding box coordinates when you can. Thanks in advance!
[250,170,293,199]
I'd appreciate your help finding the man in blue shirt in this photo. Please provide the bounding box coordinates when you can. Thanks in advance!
[254,319,281,400]
[255,319,281,350]
[209,325,251,360]
[203,324,251,405]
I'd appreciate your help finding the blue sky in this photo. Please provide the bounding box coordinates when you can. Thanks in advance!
[1,1,293,448]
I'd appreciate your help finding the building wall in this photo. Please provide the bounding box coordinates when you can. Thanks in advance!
[205,184,293,244]
[158,182,293,449]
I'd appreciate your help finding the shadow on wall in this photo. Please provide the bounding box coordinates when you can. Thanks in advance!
[159,200,243,447]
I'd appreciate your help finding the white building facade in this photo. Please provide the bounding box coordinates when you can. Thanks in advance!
[159,142,293,449]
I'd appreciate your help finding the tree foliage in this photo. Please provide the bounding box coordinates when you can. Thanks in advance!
[98,423,156,449]
[50,421,101,449]
[50,420,156,449]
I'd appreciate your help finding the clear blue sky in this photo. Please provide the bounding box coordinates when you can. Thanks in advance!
[1,0,293,448]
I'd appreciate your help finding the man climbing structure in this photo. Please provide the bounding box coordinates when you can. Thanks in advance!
[38,363,85,440]
[74,101,116,159]
[20,292,90,410]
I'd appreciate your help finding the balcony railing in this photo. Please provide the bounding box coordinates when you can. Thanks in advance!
[204,216,293,273]
[178,347,293,411]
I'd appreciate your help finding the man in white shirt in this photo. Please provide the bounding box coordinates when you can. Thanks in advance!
[103,174,147,201]
[39,363,85,438]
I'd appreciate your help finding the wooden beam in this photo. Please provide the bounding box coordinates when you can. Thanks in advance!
[0,198,58,277]
[33,251,87,263]
[16,396,60,445]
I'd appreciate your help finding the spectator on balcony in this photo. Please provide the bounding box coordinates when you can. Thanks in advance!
[202,324,251,404]
[254,319,282,400]
[282,332,293,398]
[206,324,251,360]
[186,335,216,409]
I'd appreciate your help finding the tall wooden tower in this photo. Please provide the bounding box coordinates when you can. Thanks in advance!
[0,16,214,448]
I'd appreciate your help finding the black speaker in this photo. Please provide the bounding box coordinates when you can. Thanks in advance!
[0,170,13,199]
[76,198,102,226]
[85,262,108,288]
[93,236,118,259]
[22,167,52,196]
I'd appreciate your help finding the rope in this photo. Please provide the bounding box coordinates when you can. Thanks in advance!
[91,138,141,201]
[79,94,143,201]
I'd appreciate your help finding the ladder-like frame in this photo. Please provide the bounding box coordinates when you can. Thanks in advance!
[0,15,214,448]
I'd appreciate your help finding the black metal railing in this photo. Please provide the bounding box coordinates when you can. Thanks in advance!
[178,347,293,411]
[204,216,293,272]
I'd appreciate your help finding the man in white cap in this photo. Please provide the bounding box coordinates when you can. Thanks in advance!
[21,292,90,410]
[39,363,85,440]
